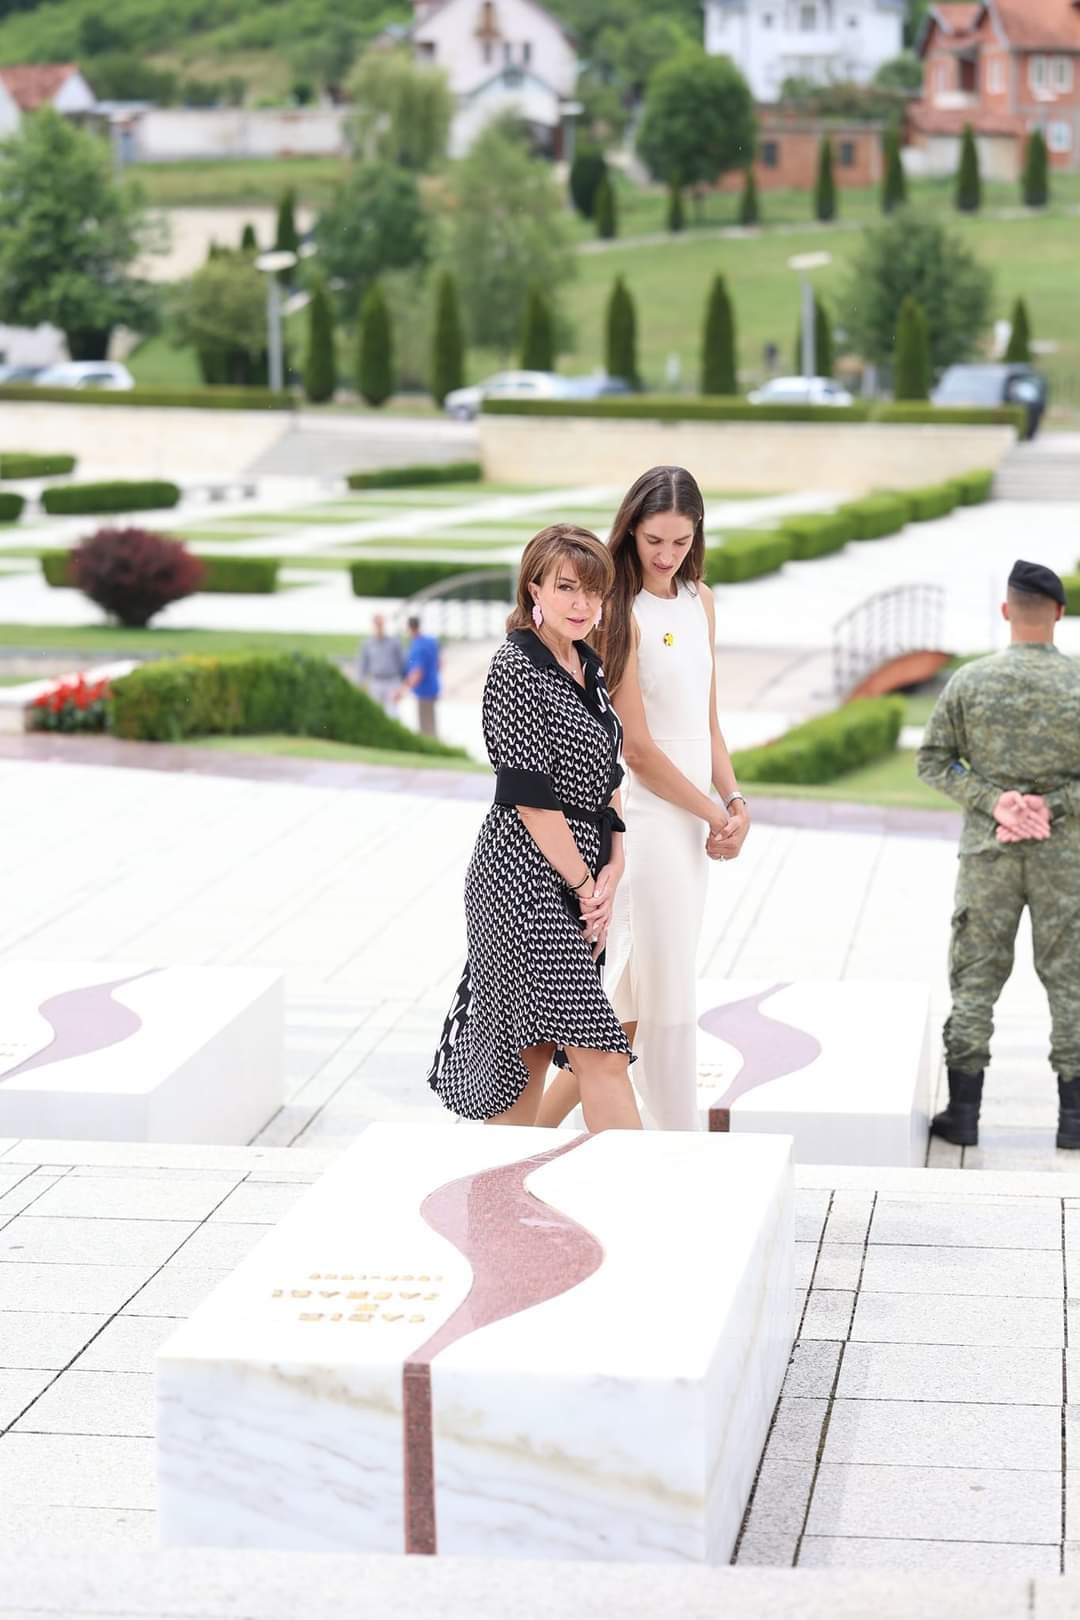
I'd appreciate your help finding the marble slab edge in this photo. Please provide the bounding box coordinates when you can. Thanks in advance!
[796,1164,1080,1197]
[0,1140,341,1173]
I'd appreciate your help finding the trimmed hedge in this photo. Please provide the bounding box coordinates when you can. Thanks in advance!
[949,469,994,505]
[41,548,279,595]
[0,384,291,412]
[346,461,483,491]
[0,452,76,479]
[837,495,909,541]
[732,697,905,785]
[483,398,1023,429]
[41,480,181,515]
[483,396,873,424]
[0,491,24,523]
[705,530,793,584]
[777,512,854,560]
[109,652,465,757]
[349,557,509,598]
[1064,573,1080,616]
[904,483,959,522]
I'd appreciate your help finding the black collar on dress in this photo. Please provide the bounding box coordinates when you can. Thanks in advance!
[509,628,602,672]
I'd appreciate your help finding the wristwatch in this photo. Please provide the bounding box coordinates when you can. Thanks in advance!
[724,791,748,811]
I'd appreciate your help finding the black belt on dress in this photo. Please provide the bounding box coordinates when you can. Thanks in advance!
[495,795,626,875]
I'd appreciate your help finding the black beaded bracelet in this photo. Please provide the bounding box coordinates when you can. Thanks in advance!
[567,870,592,892]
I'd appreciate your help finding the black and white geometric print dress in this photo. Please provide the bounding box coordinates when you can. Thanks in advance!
[428,628,635,1121]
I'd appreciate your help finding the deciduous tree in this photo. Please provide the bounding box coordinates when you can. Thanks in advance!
[315,162,430,310]
[349,48,454,172]
[637,47,755,189]
[843,212,993,371]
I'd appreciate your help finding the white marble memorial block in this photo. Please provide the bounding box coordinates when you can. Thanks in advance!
[0,961,282,1143]
[697,979,932,1166]
[157,1123,794,1564]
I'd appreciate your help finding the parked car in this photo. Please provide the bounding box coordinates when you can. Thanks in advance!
[747,375,855,408]
[560,372,635,401]
[33,361,135,392]
[443,370,566,421]
[931,363,1048,440]
[0,363,45,384]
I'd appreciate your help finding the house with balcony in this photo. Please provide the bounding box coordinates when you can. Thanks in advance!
[910,1,1080,176]
[405,0,580,157]
[703,0,906,102]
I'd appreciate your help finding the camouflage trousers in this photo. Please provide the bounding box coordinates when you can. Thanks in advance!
[946,834,1080,1077]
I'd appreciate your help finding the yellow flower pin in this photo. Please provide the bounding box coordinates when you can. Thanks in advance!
[663,632,675,647]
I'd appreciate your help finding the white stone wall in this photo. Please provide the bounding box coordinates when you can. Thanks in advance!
[705,0,904,102]
[131,107,350,162]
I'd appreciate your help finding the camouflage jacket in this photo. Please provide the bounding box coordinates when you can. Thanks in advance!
[917,643,1080,855]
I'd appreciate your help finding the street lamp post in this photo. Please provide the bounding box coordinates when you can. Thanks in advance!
[255,249,298,393]
[788,251,831,379]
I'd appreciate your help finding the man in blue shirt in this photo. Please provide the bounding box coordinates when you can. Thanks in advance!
[399,614,442,737]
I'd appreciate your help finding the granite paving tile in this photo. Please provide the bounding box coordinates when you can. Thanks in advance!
[0,1217,197,1270]
[735,1527,798,1567]
[765,1398,829,1463]
[170,1222,273,1269]
[0,1369,54,1429]
[859,1245,1064,1299]
[0,1312,109,1372]
[0,1432,156,1509]
[0,1173,66,1218]
[805,1462,1061,1545]
[207,1182,308,1224]
[0,1265,149,1316]
[851,1293,1065,1349]
[822,1399,1061,1471]
[13,1370,154,1438]
[121,1267,231,1318]
[809,1244,866,1292]
[783,1340,843,1399]
[823,1192,876,1246]
[838,1342,1062,1406]
[25,1177,242,1223]
[739,1456,818,1539]
[71,1317,177,1375]
[795,1189,831,1245]
[799,1291,855,1341]
[0,1502,155,1552]
[870,1197,1062,1252]
[799,1537,1060,1575]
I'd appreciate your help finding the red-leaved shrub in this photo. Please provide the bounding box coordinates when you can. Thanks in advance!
[71,528,204,628]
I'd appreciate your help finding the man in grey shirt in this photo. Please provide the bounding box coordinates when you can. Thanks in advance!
[358,614,405,717]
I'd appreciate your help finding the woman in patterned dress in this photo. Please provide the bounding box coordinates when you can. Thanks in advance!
[537,466,751,1131]
[428,525,642,1131]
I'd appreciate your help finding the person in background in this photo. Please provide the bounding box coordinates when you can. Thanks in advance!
[399,614,442,738]
[917,559,1080,1151]
[358,613,404,718]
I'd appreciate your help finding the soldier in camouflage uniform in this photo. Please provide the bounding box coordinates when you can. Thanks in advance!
[917,560,1080,1149]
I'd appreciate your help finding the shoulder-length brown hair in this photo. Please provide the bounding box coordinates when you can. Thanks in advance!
[598,466,706,694]
[507,524,615,632]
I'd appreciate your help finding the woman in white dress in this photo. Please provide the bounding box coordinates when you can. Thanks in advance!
[538,465,751,1131]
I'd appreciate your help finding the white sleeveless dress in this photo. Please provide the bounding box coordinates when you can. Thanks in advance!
[605,581,714,1131]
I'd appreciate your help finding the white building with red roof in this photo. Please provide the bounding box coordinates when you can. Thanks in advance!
[0,62,96,137]
[912,1,1080,175]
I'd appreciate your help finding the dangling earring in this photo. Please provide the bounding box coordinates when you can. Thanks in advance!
[532,602,543,628]
[594,606,603,628]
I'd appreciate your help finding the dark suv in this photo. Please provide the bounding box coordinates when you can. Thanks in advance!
[931,363,1049,440]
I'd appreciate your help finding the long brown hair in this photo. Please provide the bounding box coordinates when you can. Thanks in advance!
[598,466,706,694]
[507,524,614,632]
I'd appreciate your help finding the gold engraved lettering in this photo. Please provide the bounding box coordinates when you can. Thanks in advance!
[383,1313,403,1323]
[374,1291,391,1301]
[318,1290,340,1299]
[271,1289,283,1298]
[400,1291,420,1300]
[422,1293,438,1302]
[299,1312,323,1322]
[330,1313,343,1322]
[408,1314,425,1324]
[291,1290,311,1299]
[347,1290,369,1301]
[348,1313,373,1323]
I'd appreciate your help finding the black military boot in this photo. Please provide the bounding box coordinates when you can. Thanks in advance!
[930,1068,984,1148]
[1057,1078,1080,1150]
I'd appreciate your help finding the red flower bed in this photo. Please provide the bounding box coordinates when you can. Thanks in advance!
[27,673,111,734]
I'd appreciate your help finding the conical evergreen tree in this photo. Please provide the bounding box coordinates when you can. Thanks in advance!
[738,167,759,227]
[667,183,685,233]
[240,221,258,252]
[356,282,394,407]
[605,275,638,387]
[430,269,465,407]
[520,285,556,372]
[882,127,907,213]
[1004,296,1032,363]
[793,298,834,377]
[955,124,981,213]
[594,172,618,239]
[1022,128,1049,208]
[275,188,300,255]
[894,295,931,401]
[814,137,837,222]
[569,147,608,219]
[701,274,737,396]
[303,275,336,404]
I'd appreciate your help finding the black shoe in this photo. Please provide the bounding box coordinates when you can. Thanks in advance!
[931,1068,984,1148]
[1057,1077,1080,1150]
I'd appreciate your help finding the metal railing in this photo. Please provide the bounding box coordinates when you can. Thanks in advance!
[396,567,516,642]
[832,583,946,699]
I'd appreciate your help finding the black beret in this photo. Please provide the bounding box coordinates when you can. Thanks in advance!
[1009,559,1066,606]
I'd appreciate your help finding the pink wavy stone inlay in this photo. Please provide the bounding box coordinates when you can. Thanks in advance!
[402,1132,602,1555]
[698,982,823,1129]
[1,969,158,1084]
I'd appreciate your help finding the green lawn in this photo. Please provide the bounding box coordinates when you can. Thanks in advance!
[134,156,352,209]
[198,734,483,771]
[747,749,948,812]
[0,624,360,658]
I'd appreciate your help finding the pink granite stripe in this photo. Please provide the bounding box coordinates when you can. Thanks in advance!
[1,969,158,1084]
[699,982,823,1131]
[402,1133,602,1555]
